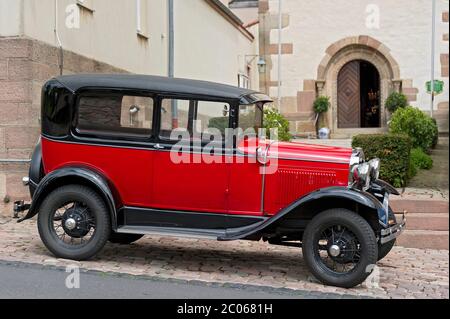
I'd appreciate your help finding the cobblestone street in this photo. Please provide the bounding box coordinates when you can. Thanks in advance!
[0,217,448,299]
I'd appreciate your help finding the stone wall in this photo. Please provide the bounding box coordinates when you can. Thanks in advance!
[258,0,449,137]
[0,36,126,216]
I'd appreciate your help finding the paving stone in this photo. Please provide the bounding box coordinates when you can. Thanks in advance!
[0,219,448,299]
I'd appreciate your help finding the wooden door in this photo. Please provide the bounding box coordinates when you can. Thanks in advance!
[338,61,360,128]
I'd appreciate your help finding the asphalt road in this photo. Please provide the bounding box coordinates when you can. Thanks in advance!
[0,260,357,299]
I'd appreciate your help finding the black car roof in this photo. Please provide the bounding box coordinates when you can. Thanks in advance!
[54,74,271,102]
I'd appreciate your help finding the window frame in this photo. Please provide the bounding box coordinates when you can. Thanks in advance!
[155,94,236,149]
[72,89,156,142]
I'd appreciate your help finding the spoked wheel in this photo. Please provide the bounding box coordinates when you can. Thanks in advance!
[302,209,378,288]
[316,225,362,274]
[52,202,96,246]
[38,185,111,261]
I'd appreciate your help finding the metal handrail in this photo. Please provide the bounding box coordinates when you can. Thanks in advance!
[0,159,32,163]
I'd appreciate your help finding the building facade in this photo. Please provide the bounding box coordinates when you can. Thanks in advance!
[0,0,259,214]
[258,0,449,138]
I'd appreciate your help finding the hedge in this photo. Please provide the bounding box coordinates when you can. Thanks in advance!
[352,134,412,187]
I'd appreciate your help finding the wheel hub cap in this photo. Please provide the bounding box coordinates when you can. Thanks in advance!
[61,206,91,238]
[64,218,77,230]
[329,244,341,257]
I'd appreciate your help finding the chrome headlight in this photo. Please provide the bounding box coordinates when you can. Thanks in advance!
[350,162,371,190]
[350,148,365,166]
[349,148,368,189]
[368,158,381,180]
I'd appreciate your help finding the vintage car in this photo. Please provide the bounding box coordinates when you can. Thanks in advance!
[14,74,405,288]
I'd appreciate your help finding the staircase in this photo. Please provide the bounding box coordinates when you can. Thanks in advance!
[435,102,449,136]
[391,199,449,250]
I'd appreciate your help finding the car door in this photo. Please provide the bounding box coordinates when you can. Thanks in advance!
[150,96,231,216]
[227,104,266,217]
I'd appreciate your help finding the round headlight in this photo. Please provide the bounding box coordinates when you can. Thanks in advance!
[368,158,380,180]
[352,162,370,189]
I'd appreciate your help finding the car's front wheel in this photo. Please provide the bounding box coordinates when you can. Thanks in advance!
[37,185,111,261]
[302,209,378,288]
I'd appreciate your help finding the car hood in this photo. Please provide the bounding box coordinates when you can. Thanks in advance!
[237,138,353,164]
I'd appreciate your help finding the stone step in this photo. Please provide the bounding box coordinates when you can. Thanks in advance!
[434,111,449,133]
[390,199,449,215]
[438,102,449,110]
[396,230,449,250]
[395,213,449,231]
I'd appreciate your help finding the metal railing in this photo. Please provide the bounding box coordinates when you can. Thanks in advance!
[0,159,32,163]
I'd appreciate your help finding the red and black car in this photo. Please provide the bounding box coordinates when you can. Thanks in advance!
[15,74,405,288]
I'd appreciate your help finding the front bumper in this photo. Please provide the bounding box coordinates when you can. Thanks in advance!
[380,212,406,244]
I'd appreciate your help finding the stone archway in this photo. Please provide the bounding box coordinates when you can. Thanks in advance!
[316,36,402,136]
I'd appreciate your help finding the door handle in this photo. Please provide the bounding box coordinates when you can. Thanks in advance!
[154,144,165,150]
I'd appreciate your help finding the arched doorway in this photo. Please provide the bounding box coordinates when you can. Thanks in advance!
[316,36,402,135]
[337,60,381,128]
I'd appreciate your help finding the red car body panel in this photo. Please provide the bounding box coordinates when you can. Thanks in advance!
[42,136,352,217]
[236,138,352,215]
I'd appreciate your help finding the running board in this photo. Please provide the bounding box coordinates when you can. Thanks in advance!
[116,225,226,240]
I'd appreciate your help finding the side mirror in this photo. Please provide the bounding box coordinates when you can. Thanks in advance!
[256,146,269,165]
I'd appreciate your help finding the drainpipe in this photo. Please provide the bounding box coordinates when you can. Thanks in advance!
[277,0,282,111]
[54,0,64,75]
[430,0,436,118]
[167,0,178,127]
[168,0,174,78]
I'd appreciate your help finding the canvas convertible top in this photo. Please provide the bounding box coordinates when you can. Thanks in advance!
[54,74,272,104]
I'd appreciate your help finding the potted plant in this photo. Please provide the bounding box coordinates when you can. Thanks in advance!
[313,96,330,136]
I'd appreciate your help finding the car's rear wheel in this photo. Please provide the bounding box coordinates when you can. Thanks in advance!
[109,233,144,245]
[377,208,397,261]
[37,185,111,261]
[302,209,378,288]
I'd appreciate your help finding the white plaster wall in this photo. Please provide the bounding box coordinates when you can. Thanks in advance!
[174,0,258,87]
[231,6,259,24]
[0,0,22,36]
[267,0,449,110]
[16,0,168,75]
[1,0,258,89]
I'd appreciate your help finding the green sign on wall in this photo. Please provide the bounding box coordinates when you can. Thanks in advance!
[426,80,444,95]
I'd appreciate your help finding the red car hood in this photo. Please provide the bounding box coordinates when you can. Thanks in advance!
[237,138,353,164]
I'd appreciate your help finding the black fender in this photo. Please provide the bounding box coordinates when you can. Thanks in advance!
[220,186,387,241]
[18,166,119,229]
[28,138,44,198]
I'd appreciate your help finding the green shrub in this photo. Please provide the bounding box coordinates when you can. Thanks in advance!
[408,159,418,179]
[385,92,408,113]
[389,106,437,152]
[410,148,433,170]
[352,134,412,187]
[313,96,330,114]
[263,107,292,141]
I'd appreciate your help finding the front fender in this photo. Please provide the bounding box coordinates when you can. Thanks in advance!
[221,186,386,241]
[18,167,119,229]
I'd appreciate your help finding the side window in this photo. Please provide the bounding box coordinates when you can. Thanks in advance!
[160,98,230,143]
[239,103,263,135]
[77,94,153,139]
